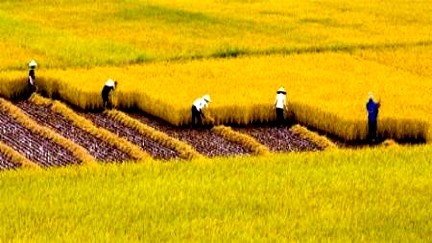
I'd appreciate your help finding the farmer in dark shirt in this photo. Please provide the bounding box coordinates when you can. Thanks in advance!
[366,92,380,143]
[191,94,211,128]
[101,79,118,109]
[28,60,37,95]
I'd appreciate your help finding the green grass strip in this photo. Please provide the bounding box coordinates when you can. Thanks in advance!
[0,147,430,241]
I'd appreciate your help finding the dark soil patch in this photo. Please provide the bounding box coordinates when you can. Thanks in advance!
[0,111,77,168]
[15,101,131,162]
[80,112,178,160]
[127,112,249,157]
[0,153,19,171]
[234,125,321,152]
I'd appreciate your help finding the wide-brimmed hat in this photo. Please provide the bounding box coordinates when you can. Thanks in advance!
[277,87,286,94]
[202,94,211,103]
[28,60,37,67]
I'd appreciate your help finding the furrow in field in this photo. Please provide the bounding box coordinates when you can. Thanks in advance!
[128,113,250,157]
[81,112,178,160]
[0,111,77,168]
[0,152,19,171]
[234,126,321,152]
[15,100,130,163]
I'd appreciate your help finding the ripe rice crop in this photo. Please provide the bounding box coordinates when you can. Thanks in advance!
[0,147,430,241]
[9,50,427,142]
[0,0,431,68]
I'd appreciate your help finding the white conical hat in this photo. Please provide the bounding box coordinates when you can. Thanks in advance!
[28,60,37,67]
[368,91,374,100]
[277,87,286,93]
[202,94,211,102]
[105,78,116,87]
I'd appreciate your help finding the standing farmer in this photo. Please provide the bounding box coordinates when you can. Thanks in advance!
[27,60,37,95]
[274,86,287,126]
[191,94,211,128]
[101,79,118,109]
[366,92,380,143]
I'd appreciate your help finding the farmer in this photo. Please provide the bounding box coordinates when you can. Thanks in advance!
[274,86,287,126]
[27,60,37,95]
[191,94,211,128]
[101,78,118,109]
[366,92,381,143]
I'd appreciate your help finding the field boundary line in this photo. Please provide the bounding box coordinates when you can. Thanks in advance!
[30,94,149,161]
[168,40,432,62]
[379,139,400,148]
[106,110,203,160]
[290,124,337,151]
[0,97,96,166]
[0,141,40,170]
[211,125,270,156]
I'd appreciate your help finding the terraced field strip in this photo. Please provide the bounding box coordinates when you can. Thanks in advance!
[16,100,126,163]
[0,141,40,170]
[291,124,338,151]
[0,152,17,171]
[101,110,201,160]
[127,113,249,157]
[30,95,149,161]
[211,125,270,156]
[234,125,322,153]
[0,99,78,168]
[80,111,179,161]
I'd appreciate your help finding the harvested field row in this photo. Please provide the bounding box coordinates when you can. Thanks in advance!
[81,112,178,160]
[15,101,130,162]
[126,112,325,156]
[234,126,321,153]
[1,98,327,171]
[0,111,77,168]
[128,113,250,157]
[0,153,18,170]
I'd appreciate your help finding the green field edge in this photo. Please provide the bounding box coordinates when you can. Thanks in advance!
[2,40,432,71]
[170,40,432,62]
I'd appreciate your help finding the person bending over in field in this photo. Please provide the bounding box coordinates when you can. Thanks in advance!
[101,79,118,110]
[191,94,211,128]
[274,86,287,126]
[27,60,37,96]
[366,92,380,144]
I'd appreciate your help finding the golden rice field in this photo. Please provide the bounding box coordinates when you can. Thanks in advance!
[0,149,431,241]
[1,0,431,142]
[0,0,431,68]
[0,0,432,241]
[1,46,430,142]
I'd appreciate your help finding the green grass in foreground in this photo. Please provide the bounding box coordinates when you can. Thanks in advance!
[0,147,431,242]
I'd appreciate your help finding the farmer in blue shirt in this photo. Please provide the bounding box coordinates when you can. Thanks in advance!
[366,92,380,143]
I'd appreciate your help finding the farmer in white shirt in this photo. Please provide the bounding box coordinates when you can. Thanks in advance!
[191,94,211,128]
[28,60,37,95]
[274,87,287,125]
[101,79,118,109]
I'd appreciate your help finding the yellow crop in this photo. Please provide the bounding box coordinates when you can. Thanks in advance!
[0,0,431,143]
[1,0,431,68]
[1,47,431,142]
